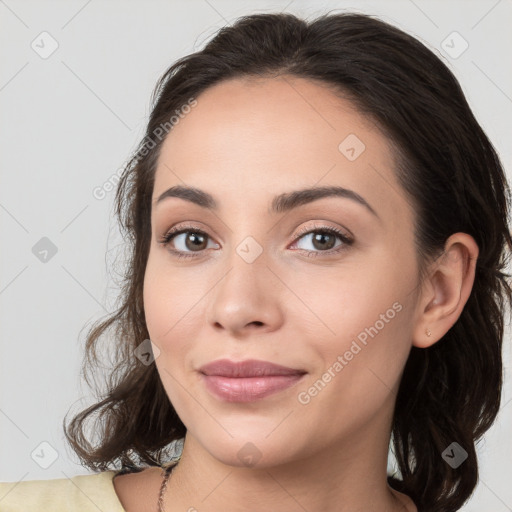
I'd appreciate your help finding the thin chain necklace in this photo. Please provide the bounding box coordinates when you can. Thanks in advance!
[157,458,180,512]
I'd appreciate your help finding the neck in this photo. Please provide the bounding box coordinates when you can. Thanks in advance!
[163,421,409,512]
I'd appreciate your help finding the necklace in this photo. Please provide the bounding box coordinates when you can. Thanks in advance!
[157,458,180,512]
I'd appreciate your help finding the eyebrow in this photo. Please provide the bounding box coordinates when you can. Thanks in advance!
[154,184,379,218]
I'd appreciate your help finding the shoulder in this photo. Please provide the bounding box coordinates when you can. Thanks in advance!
[111,466,164,512]
[0,471,126,512]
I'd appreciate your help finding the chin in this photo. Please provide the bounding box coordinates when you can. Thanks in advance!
[190,423,309,471]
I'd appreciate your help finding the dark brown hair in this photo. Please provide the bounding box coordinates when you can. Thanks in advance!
[63,11,512,512]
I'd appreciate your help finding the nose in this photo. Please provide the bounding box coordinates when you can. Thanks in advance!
[205,253,285,339]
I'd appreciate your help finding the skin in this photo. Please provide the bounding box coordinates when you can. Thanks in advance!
[113,75,479,512]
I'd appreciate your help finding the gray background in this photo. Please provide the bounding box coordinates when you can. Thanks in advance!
[1,1,511,510]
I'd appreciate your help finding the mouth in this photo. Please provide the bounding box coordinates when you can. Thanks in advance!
[198,359,307,402]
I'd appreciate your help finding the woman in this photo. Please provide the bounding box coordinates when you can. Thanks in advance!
[1,11,510,512]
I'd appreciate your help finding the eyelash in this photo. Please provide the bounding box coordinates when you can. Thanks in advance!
[157,223,354,260]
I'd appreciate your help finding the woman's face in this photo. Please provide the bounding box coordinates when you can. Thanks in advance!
[143,76,422,468]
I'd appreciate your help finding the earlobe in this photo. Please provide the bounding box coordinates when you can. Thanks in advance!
[412,233,479,349]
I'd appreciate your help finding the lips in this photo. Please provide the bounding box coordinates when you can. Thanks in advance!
[199,359,305,377]
[198,359,306,402]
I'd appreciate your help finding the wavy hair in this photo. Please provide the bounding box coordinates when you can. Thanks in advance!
[63,11,512,512]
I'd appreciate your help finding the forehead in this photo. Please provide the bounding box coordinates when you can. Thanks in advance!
[153,76,406,220]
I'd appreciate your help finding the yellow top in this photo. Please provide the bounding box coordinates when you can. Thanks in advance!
[0,470,127,511]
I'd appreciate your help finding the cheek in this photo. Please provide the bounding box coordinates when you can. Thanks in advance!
[285,260,410,350]
[143,251,205,343]
[290,250,415,376]
[143,262,171,343]
[294,254,416,416]
[143,258,200,412]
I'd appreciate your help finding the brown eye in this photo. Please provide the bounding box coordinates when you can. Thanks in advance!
[180,231,208,251]
[291,226,353,256]
[310,232,338,251]
[158,225,219,259]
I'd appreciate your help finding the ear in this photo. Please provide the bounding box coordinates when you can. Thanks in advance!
[412,233,479,348]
